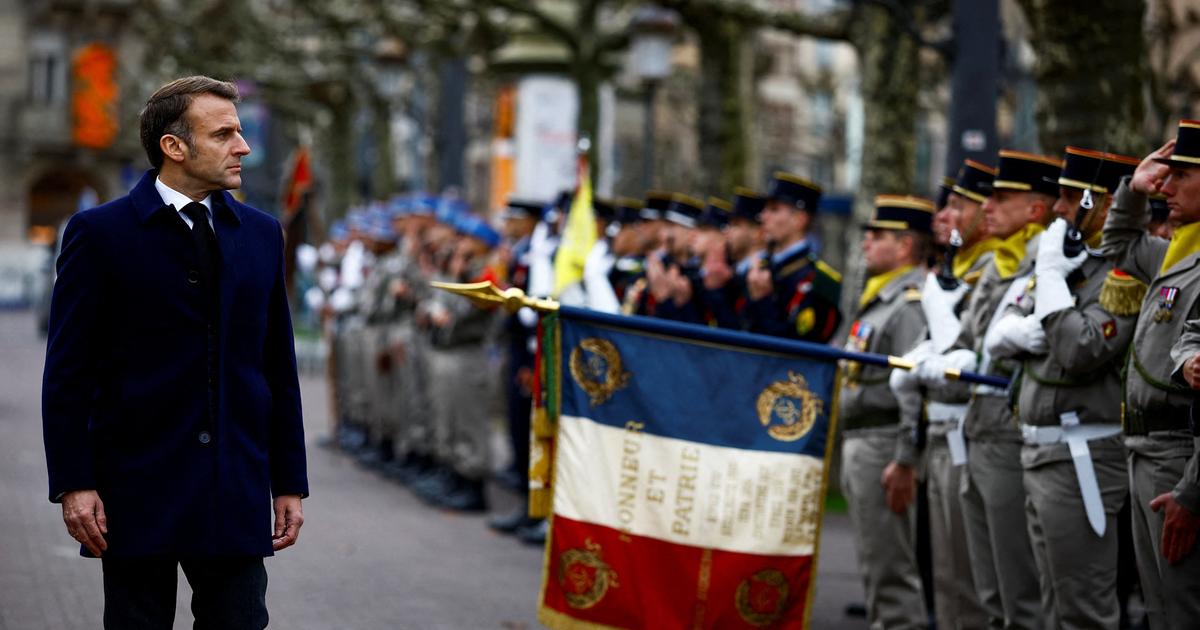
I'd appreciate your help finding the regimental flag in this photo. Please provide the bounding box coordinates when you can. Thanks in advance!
[532,306,839,629]
[553,153,597,297]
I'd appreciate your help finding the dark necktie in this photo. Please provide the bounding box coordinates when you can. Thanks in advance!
[181,202,218,286]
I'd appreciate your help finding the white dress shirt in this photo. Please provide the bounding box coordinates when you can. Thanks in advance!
[155,177,214,231]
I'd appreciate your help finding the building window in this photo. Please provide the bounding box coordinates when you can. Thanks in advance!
[28,32,67,105]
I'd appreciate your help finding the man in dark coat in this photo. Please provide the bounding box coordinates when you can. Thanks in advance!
[41,75,308,630]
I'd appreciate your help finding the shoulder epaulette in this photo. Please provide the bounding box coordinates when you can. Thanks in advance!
[778,257,811,279]
[963,270,983,286]
[903,287,922,302]
[1099,269,1147,317]
[814,259,843,283]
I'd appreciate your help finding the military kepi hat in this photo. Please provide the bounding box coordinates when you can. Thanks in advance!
[766,171,822,212]
[731,186,766,222]
[992,150,1063,197]
[665,194,704,228]
[642,190,672,221]
[593,197,617,222]
[502,197,545,221]
[1153,120,1200,168]
[952,160,996,204]
[699,197,732,229]
[935,175,955,210]
[1052,147,1139,194]
[615,197,643,225]
[865,195,935,234]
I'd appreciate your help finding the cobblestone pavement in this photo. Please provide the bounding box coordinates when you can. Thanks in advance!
[0,309,865,629]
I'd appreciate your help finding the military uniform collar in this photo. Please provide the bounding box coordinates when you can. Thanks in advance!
[772,238,811,265]
[879,265,925,302]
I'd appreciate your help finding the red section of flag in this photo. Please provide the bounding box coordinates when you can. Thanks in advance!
[282,147,312,218]
[542,515,812,629]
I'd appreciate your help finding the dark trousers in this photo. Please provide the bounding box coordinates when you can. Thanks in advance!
[101,556,268,630]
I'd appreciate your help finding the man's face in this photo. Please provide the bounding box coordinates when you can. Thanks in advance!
[932,201,956,246]
[503,215,536,240]
[1052,186,1112,238]
[1160,167,1200,224]
[862,229,907,275]
[177,94,250,191]
[946,193,988,244]
[725,219,761,260]
[982,190,1039,239]
[759,200,808,243]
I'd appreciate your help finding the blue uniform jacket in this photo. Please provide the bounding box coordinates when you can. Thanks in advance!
[42,170,308,557]
[743,240,843,343]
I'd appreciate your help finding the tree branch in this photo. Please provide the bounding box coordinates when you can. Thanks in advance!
[661,0,853,41]
[485,0,578,49]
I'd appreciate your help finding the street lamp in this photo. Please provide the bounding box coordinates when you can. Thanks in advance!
[628,6,678,192]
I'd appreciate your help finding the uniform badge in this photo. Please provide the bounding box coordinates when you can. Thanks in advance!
[568,338,631,406]
[1102,319,1117,339]
[756,371,823,442]
[558,538,619,609]
[795,307,816,336]
[735,569,790,626]
[1154,286,1179,323]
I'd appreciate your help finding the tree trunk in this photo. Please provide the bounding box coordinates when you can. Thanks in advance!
[573,55,602,182]
[840,4,922,318]
[693,17,751,196]
[1017,0,1148,156]
[369,93,396,200]
[323,85,356,220]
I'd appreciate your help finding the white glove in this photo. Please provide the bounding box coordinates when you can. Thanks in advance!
[527,222,558,299]
[984,312,1048,358]
[921,272,969,352]
[584,241,615,281]
[915,348,976,388]
[1035,218,1088,278]
[889,340,934,398]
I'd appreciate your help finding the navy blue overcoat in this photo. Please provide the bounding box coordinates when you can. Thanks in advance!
[42,170,308,557]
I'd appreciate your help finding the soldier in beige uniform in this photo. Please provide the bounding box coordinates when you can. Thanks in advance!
[382,202,436,481]
[891,160,998,629]
[839,195,933,630]
[1102,122,1200,629]
[985,147,1140,629]
[357,215,400,465]
[915,150,1062,629]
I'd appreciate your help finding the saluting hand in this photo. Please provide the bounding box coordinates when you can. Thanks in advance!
[272,495,305,552]
[1132,140,1176,195]
[61,489,108,556]
[1150,492,1200,564]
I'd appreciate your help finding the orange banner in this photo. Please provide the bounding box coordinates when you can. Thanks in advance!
[72,43,119,150]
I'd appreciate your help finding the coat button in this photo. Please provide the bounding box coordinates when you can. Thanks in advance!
[187,270,200,284]
[198,431,211,444]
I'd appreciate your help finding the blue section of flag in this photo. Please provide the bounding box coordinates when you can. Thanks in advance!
[558,313,837,459]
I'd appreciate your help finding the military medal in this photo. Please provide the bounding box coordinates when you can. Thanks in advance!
[1155,286,1178,323]
[842,321,873,385]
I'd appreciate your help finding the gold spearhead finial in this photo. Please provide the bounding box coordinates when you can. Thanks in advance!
[429,280,560,313]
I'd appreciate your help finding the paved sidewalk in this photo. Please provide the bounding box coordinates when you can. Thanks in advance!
[0,309,865,629]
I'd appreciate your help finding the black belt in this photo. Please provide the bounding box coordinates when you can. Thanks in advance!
[1123,405,1191,436]
[842,414,899,432]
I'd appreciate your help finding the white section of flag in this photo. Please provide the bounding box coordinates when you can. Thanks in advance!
[553,414,825,556]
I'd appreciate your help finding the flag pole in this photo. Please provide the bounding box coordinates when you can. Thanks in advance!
[429,280,1008,389]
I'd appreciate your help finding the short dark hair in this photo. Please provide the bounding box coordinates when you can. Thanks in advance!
[139,76,239,169]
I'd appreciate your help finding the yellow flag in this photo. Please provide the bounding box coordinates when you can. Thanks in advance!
[553,157,596,296]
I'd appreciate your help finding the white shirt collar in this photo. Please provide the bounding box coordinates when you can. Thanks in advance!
[155,176,213,229]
